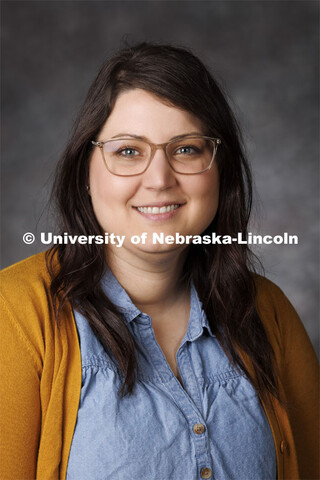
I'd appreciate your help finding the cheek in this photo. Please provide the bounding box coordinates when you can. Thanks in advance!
[188,168,220,220]
[89,152,107,195]
[89,154,120,228]
[89,154,137,228]
[205,175,220,216]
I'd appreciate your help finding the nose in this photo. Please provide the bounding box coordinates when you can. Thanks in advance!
[141,146,177,191]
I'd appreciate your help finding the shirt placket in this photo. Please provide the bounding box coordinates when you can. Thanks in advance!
[136,312,214,480]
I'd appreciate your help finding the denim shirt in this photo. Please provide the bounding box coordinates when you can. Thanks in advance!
[67,269,276,480]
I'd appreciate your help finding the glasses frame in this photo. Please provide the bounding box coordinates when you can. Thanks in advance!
[91,135,221,177]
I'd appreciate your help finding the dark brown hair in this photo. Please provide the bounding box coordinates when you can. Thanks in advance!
[48,42,278,400]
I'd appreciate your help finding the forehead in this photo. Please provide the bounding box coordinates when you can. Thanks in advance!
[99,89,205,142]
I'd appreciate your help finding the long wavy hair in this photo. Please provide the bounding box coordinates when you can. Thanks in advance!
[47,42,279,400]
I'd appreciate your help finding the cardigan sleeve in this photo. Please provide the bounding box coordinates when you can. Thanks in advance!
[279,293,319,480]
[258,278,319,480]
[0,295,42,480]
[0,251,82,480]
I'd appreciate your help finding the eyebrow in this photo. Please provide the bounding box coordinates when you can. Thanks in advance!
[110,132,204,141]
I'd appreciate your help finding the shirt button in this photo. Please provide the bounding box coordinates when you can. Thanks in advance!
[200,467,212,478]
[193,423,205,435]
[280,440,287,453]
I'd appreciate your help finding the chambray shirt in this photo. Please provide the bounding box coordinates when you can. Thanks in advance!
[66,269,276,480]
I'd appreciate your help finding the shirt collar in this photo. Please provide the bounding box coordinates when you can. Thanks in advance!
[101,267,215,340]
[101,267,141,323]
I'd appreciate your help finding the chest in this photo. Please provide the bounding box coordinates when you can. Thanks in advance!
[151,311,189,384]
[67,308,277,480]
[152,327,184,384]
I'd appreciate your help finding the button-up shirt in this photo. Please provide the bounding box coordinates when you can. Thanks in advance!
[66,268,276,480]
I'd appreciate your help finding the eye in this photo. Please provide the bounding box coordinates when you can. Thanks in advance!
[178,146,192,154]
[118,147,140,157]
[175,145,200,155]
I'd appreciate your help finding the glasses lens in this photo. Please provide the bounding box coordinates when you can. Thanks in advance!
[103,139,151,175]
[167,137,215,173]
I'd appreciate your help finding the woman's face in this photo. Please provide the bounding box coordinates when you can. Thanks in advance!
[89,89,219,256]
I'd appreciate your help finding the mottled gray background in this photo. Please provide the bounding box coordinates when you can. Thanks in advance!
[1,0,319,353]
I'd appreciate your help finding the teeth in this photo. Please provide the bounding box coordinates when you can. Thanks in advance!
[137,204,180,214]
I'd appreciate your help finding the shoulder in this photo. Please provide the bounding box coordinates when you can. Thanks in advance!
[0,250,53,312]
[1,250,51,289]
[254,274,297,320]
[253,274,315,363]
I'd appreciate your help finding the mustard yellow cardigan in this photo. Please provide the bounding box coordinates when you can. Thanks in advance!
[0,251,319,480]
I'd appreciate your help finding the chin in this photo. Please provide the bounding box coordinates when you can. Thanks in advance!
[136,241,186,256]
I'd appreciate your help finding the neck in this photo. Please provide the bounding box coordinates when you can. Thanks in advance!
[106,246,190,315]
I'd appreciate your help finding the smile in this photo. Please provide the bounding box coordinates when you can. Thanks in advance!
[136,204,181,214]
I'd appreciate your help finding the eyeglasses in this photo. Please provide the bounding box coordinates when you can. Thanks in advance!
[91,135,221,176]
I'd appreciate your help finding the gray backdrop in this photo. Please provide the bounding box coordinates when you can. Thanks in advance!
[1,0,319,353]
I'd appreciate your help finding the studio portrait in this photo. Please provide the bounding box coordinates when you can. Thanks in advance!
[1,2,319,480]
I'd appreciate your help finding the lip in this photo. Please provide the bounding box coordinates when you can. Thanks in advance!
[133,201,185,208]
[133,203,185,221]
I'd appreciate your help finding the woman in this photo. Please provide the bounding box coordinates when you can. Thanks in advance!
[0,43,318,480]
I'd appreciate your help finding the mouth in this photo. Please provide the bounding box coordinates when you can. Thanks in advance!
[132,202,185,219]
[135,204,181,214]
